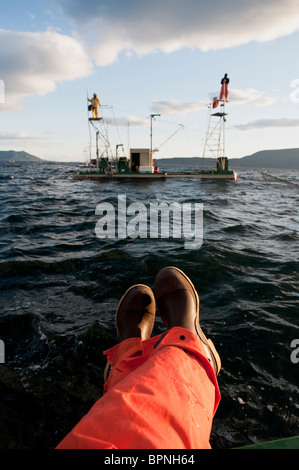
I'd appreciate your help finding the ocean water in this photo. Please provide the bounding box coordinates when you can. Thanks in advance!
[0,161,298,449]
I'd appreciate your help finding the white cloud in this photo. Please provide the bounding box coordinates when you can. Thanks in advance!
[151,88,277,116]
[254,97,279,107]
[0,28,93,111]
[229,89,278,107]
[152,99,206,116]
[109,114,149,127]
[0,132,44,140]
[58,0,299,65]
[235,118,299,131]
[229,88,263,105]
[1,1,297,111]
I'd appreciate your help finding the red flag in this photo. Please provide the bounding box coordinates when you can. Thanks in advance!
[213,97,219,108]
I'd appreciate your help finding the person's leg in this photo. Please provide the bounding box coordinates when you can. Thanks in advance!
[57,326,219,449]
[56,268,221,449]
[56,284,156,449]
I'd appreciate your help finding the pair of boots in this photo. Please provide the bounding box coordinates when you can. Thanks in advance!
[105,266,221,380]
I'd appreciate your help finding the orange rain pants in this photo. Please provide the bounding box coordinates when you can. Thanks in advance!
[56,327,221,449]
[220,82,229,102]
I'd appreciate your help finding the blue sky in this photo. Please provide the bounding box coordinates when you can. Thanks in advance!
[1,0,299,162]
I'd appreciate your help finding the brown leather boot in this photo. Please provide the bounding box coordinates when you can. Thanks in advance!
[154,266,221,376]
[104,285,156,381]
[115,284,156,342]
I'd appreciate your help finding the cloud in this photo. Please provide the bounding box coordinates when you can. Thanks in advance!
[152,99,206,116]
[57,0,299,65]
[1,1,296,111]
[0,132,44,140]
[151,88,277,116]
[254,97,278,107]
[109,114,149,127]
[229,88,264,105]
[235,118,299,131]
[0,28,93,111]
[229,88,278,107]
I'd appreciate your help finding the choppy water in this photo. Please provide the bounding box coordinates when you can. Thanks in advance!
[0,161,298,449]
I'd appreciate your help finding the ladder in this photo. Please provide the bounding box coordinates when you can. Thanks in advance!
[88,107,113,169]
[202,100,227,170]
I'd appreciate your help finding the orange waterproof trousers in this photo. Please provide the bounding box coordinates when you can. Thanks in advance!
[56,327,221,449]
[220,83,229,102]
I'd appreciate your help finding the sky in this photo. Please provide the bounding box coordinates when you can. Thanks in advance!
[1,0,299,162]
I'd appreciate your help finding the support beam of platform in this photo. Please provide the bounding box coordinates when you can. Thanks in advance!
[73,171,237,181]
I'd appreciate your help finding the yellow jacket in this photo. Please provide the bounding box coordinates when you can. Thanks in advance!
[88,95,101,107]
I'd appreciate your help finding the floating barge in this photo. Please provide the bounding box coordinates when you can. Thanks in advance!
[74,147,237,181]
[74,169,237,182]
[76,86,237,182]
[73,172,237,181]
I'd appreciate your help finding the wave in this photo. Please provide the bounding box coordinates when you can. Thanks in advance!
[0,163,298,449]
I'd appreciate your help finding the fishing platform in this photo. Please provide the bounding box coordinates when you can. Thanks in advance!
[75,87,237,182]
[75,145,237,181]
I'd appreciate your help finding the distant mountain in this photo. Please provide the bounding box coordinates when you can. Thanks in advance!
[0,150,43,162]
[157,148,299,170]
[231,148,299,169]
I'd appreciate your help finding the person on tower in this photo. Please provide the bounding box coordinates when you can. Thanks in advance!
[220,74,229,102]
[88,93,101,118]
